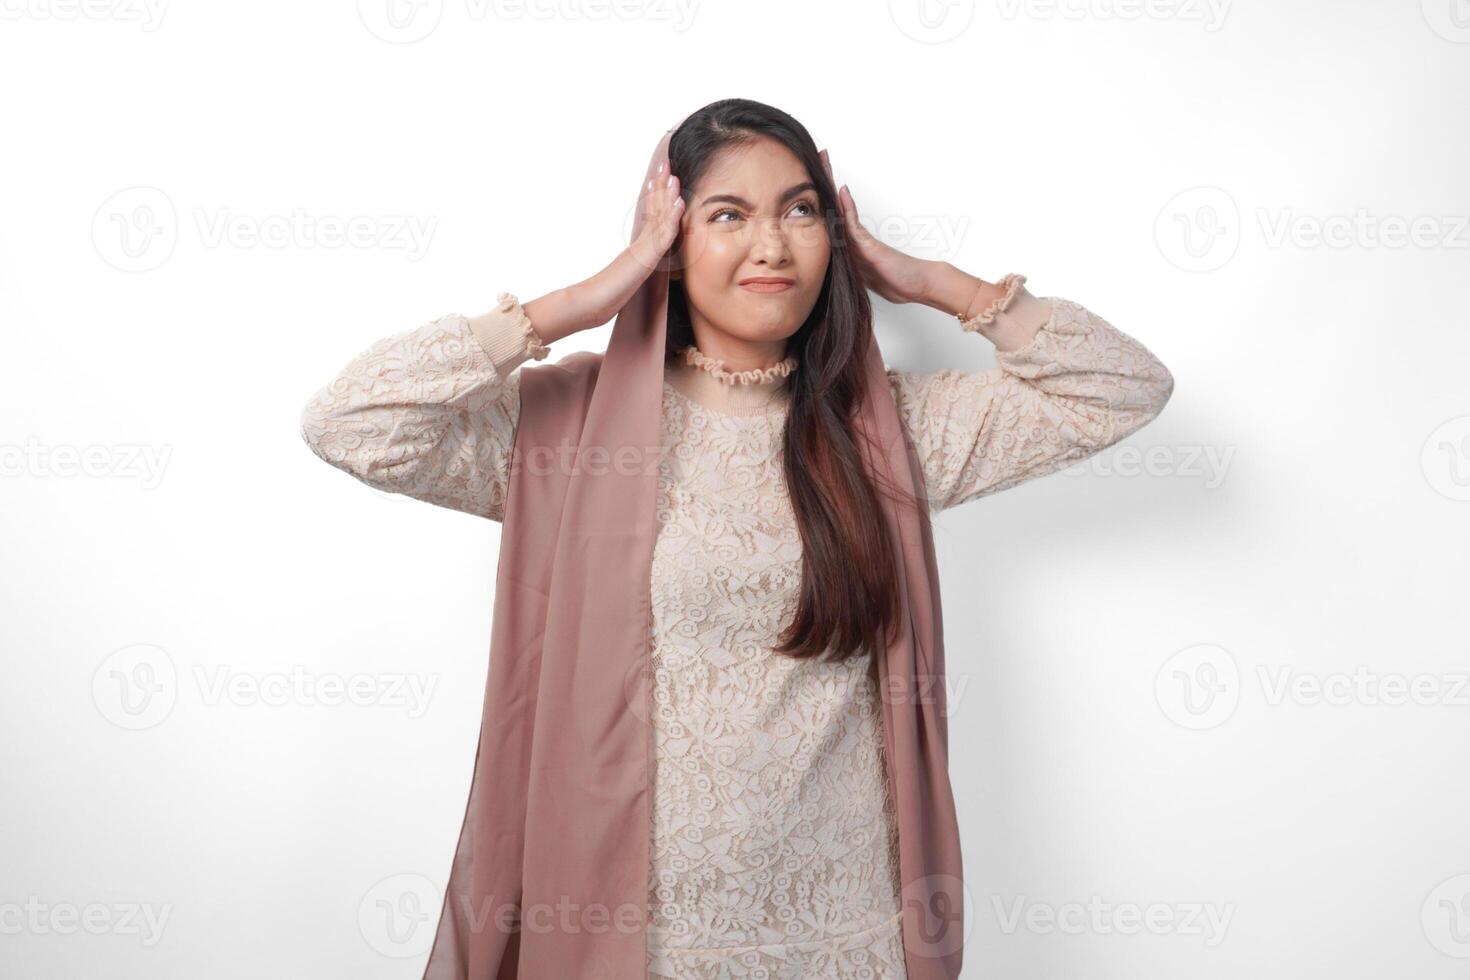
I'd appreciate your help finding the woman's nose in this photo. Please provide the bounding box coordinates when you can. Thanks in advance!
[748,218,793,262]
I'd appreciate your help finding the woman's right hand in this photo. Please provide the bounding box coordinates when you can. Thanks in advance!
[591,163,685,322]
[522,163,685,343]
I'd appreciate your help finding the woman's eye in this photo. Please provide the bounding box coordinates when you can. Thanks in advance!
[710,200,818,224]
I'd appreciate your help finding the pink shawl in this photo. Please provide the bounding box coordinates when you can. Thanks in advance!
[421,123,965,980]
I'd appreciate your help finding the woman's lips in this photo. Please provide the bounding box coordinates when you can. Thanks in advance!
[740,280,794,293]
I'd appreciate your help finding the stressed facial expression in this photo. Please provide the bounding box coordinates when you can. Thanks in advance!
[673,136,831,346]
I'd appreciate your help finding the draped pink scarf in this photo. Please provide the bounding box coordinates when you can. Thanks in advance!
[421,122,965,980]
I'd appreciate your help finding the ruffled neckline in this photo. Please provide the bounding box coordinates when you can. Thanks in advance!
[678,344,798,386]
[665,344,796,417]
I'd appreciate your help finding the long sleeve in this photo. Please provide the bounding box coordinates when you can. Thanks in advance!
[298,292,550,521]
[887,275,1175,513]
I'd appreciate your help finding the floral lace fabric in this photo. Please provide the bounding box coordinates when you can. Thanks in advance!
[299,290,1173,977]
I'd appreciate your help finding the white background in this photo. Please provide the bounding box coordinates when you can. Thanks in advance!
[3,0,1469,977]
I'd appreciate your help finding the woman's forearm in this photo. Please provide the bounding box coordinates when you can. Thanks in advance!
[521,246,670,344]
[523,285,597,345]
[918,260,1002,316]
[919,261,1041,352]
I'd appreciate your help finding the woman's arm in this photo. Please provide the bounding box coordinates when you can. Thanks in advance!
[299,165,688,520]
[888,272,1175,512]
[298,293,549,522]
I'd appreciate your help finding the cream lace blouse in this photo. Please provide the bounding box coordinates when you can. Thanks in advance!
[299,278,1173,978]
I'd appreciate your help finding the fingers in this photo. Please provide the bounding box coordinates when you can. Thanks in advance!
[642,170,683,247]
[817,148,863,240]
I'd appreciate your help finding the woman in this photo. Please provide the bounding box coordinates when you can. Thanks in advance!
[300,99,1173,979]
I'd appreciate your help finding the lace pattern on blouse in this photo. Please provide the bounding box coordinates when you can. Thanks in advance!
[298,282,1174,976]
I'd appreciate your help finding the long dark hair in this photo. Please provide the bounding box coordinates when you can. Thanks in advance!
[664,98,919,664]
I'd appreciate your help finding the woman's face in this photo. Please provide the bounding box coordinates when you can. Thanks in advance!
[673,136,831,350]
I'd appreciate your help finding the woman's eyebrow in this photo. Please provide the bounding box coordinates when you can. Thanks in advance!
[699,182,817,209]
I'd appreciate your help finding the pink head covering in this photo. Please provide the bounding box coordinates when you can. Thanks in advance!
[421,117,965,980]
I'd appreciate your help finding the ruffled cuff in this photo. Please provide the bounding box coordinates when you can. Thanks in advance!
[465,291,551,378]
[958,273,1052,353]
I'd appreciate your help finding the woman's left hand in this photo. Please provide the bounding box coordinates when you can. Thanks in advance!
[819,149,935,306]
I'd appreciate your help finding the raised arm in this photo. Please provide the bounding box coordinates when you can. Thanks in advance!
[298,293,548,522]
[299,162,688,520]
[887,274,1175,512]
